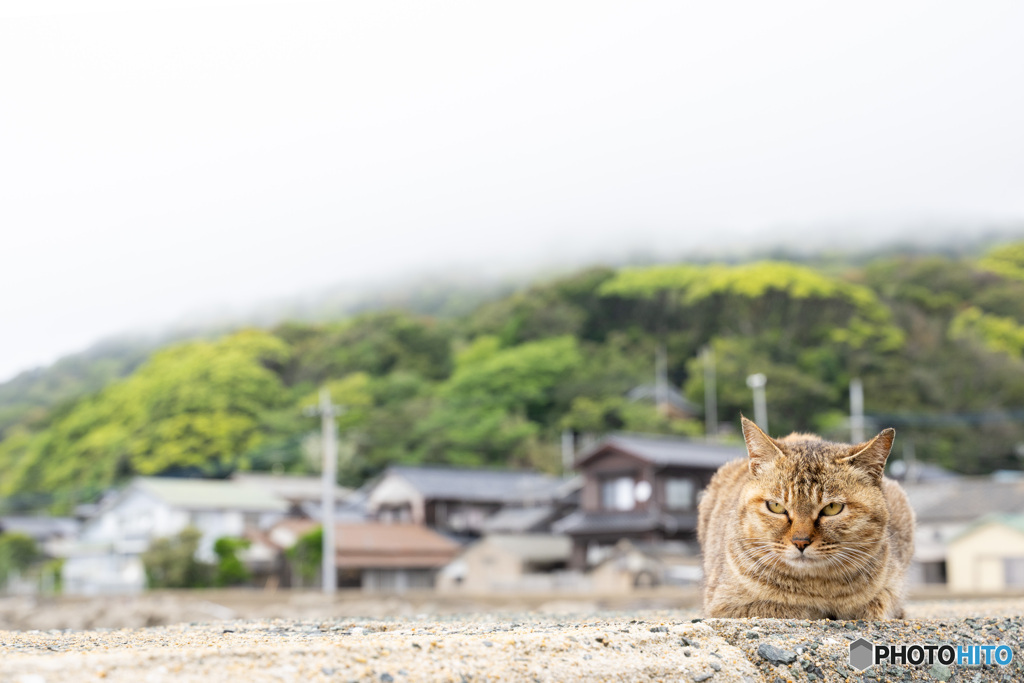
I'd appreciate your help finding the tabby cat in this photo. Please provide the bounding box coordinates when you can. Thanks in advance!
[698,417,914,619]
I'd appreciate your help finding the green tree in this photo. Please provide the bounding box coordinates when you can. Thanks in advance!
[286,526,322,586]
[0,330,291,499]
[213,536,252,587]
[0,532,40,586]
[141,527,212,589]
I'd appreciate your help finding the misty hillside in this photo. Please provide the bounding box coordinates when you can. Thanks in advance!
[4,242,1024,513]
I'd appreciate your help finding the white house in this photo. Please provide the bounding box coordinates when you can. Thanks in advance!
[63,477,288,595]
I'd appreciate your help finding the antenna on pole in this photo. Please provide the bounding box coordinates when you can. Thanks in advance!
[305,387,345,596]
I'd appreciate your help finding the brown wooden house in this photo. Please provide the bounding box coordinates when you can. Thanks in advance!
[553,434,745,569]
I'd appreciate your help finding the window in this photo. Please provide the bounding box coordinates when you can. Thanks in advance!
[1006,557,1024,588]
[920,560,947,585]
[601,476,636,511]
[665,478,695,510]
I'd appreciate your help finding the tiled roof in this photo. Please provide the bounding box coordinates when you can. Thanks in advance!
[480,505,556,533]
[949,512,1024,543]
[135,477,288,512]
[576,433,745,469]
[552,509,698,536]
[625,384,700,413]
[903,478,1024,523]
[386,466,566,504]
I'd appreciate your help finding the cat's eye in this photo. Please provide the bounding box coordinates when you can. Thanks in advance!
[766,500,786,514]
[820,502,844,516]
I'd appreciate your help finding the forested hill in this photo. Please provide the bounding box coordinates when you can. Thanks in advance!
[5,244,1024,512]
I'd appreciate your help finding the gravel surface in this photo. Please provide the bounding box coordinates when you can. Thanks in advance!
[0,599,1022,682]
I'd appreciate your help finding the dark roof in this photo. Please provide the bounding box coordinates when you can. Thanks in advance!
[481,505,557,533]
[386,465,566,504]
[552,509,698,536]
[904,478,1024,523]
[575,433,745,469]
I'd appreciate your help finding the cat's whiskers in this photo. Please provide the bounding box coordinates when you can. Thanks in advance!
[821,553,858,593]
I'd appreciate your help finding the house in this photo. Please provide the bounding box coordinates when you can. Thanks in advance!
[903,477,1024,586]
[269,519,460,592]
[366,465,569,539]
[63,477,289,595]
[437,533,573,593]
[554,433,745,569]
[946,514,1024,593]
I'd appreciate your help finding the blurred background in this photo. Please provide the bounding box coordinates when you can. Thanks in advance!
[2,1,1024,626]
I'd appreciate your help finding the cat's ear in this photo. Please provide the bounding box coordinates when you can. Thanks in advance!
[741,416,784,475]
[839,428,895,484]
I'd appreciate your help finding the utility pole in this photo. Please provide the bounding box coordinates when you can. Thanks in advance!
[561,429,575,474]
[702,346,718,440]
[306,388,344,595]
[849,378,865,443]
[655,343,669,412]
[746,373,768,434]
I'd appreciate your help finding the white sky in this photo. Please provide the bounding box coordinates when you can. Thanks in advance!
[2,1,1024,381]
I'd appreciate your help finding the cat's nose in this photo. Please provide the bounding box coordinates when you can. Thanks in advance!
[791,536,811,552]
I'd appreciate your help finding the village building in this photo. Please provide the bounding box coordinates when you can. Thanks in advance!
[946,513,1024,593]
[62,477,289,595]
[553,434,745,569]
[903,476,1024,586]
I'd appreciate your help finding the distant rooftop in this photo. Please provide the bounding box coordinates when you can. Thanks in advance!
[904,477,1024,523]
[232,472,351,502]
[950,512,1024,542]
[384,465,566,504]
[0,516,79,540]
[134,477,288,513]
[626,384,700,414]
[480,505,556,534]
[576,433,745,469]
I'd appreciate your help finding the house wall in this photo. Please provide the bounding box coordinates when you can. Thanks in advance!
[580,450,717,514]
[367,474,426,524]
[362,568,437,592]
[580,451,649,512]
[447,541,523,592]
[62,553,146,596]
[948,525,1024,593]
